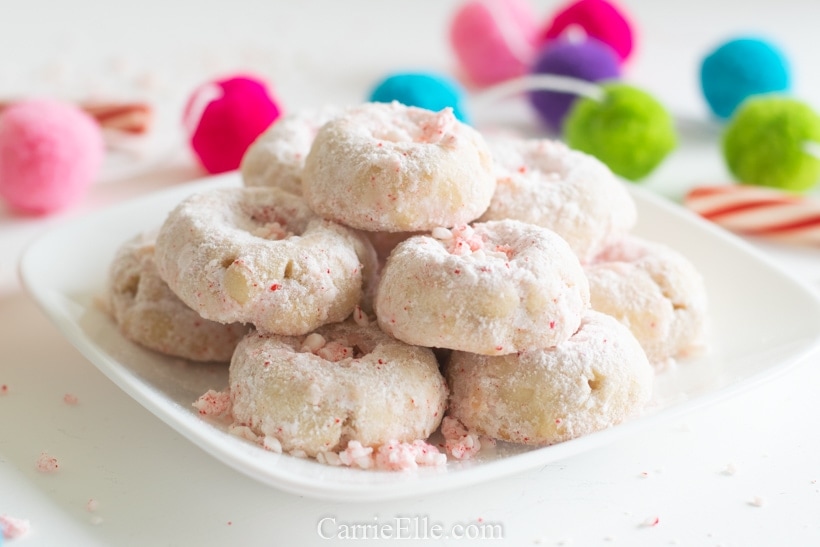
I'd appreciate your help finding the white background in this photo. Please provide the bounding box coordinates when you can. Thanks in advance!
[3,0,820,545]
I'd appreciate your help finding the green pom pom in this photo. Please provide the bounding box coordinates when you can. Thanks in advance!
[563,82,677,181]
[723,95,820,192]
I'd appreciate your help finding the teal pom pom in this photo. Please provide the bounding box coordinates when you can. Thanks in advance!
[700,37,790,120]
[369,72,470,123]
[723,95,820,192]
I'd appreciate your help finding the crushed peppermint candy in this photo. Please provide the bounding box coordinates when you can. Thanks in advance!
[0,384,8,395]
[1,514,31,539]
[193,390,231,418]
[338,441,375,469]
[640,516,660,528]
[435,224,485,256]
[374,440,446,471]
[316,340,356,362]
[418,109,457,144]
[441,416,490,460]
[316,440,446,471]
[63,393,79,405]
[35,451,59,473]
[300,333,361,362]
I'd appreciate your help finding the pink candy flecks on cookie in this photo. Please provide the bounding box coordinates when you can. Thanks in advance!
[183,75,282,174]
[450,0,541,86]
[0,99,105,216]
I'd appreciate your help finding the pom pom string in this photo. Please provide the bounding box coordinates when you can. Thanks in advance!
[182,82,224,137]
[803,141,820,161]
[472,73,605,108]
[479,0,536,66]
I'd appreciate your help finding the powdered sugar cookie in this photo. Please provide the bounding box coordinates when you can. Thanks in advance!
[445,310,653,445]
[585,235,708,364]
[375,219,590,355]
[107,232,249,362]
[302,101,495,232]
[480,136,636,263]
[229,320,448,458]
[240,104,344,195]
[154,186,373,335]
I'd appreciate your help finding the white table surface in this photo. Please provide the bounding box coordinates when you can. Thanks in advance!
[3,1,820,545]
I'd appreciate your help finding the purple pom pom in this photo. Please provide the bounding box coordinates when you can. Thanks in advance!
[529,38,621,131]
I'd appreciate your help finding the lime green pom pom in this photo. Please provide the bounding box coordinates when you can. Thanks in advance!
[723,95,820,192]
[563,82,676,181]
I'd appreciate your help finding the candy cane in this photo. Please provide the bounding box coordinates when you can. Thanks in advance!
[684,184,820,245]
[0,101,153,134]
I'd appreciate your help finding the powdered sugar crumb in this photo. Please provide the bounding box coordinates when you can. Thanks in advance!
[722,462,738,476]
[35,451,59,473]
[63,393,79,405]
[1,514,31,539]
[193,389,231,418]
[749,496,766,507]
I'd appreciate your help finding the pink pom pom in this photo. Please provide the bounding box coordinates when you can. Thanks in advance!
[450,0,540,87]
[183,74,281,174]
[541,0,634,64]
[0,100,104,215]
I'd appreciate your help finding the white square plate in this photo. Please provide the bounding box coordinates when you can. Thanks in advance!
[19,173,820,502]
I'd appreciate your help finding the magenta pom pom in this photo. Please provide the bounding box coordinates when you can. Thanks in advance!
[183,74,282,174]
[0,100,104,215]
[450,0,540,87]
[541,0,634,64]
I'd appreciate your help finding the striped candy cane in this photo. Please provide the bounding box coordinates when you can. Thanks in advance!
[684,184,820,245]
[0,101,153,134]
